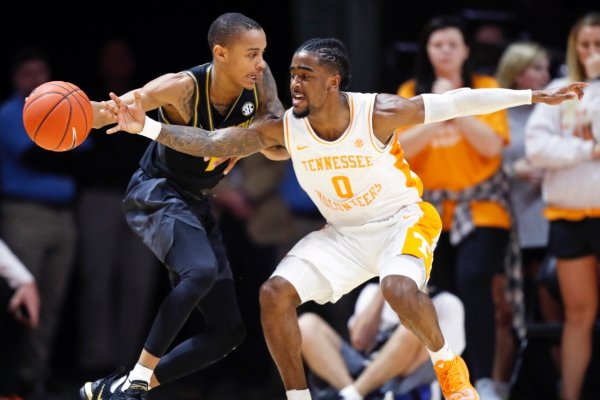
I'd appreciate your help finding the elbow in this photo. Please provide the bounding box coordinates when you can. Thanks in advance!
[481,142,503,158]
[477,136,504,158]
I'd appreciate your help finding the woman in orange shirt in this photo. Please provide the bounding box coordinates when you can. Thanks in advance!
[396,15,513,400]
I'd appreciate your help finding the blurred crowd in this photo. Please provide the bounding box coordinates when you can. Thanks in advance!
[0,8,599,400]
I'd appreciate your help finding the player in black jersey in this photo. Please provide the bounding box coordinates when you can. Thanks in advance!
[79,12,286,400]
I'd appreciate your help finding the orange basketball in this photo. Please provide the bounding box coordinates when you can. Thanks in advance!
[22,81,93,152]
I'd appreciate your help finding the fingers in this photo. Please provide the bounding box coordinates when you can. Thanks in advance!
[223,157,240,175]
[26,303,39,328]
[133,91,143,107]
[109,92,122,107]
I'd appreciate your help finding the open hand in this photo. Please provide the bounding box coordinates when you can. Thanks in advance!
[106,91,146,134]
[532,82,588,105]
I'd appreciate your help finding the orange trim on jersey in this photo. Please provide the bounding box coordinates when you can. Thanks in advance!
[401,202,442,279]
[284,113,292,152]
[367,95,386,153]
[544,206,600,221]
[303,93,355,145]
[389,135,423,196]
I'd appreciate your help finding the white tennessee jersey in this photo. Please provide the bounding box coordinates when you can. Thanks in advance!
[283,92,423,228]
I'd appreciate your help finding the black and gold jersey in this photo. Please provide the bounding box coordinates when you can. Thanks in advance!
[139,62,258,192]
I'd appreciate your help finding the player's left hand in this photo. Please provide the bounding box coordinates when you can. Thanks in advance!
[532,82,588,105]
[205,157,240,175]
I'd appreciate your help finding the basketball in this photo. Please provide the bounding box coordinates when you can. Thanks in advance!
[22,81,93,152]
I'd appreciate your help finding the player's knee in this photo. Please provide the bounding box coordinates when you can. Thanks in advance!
[381,274,418,298]
[381,275,419,315]
[259,276,299,314]
[182,263,218,293]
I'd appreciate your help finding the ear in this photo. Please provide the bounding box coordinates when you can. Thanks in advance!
[463,45,471,61]
[213,45,227,63]
[328,74,341,91]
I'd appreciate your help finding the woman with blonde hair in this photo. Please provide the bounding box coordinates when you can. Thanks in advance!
[526,12,600,400]
[496,42,561,397]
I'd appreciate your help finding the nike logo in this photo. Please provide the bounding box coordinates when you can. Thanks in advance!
[296,145,309,151]
[97,384,105,400]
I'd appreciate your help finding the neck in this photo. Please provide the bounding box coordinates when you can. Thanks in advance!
[210,66,242,107]
[435,70,463,86]
[308,92,350,141]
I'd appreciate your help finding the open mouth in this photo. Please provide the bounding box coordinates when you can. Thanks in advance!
[292,92,305,106]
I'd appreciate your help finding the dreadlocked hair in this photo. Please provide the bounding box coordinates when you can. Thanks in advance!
[296,37,352,89]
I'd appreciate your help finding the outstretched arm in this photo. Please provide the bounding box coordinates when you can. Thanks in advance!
[373,82,588,142]
[92,72,194,129]
[107,92,284,158]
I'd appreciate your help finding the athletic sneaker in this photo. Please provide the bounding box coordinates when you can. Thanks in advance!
[475,378,503,400]
[79,367,127,400]
[433,356,479,400]
[111,380,148,400]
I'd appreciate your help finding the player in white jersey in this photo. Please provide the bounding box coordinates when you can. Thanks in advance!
[105,37,585,400]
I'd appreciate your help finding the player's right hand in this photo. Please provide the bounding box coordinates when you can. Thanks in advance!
[106,91,146,134]
[92,100,118,129]
[532,82,587,105]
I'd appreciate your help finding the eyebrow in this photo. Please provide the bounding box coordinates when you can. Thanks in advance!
[290,65,314,72]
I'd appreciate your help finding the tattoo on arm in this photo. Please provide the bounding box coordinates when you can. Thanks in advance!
[257,64,284,118]
[156,125,268,158]
[177,77,197,122]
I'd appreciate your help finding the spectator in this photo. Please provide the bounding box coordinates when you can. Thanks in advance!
[0,239,40,399]
[299,284,465,400]
[0,47,78,399]
[395,15,516,400]
[525,12,600,400]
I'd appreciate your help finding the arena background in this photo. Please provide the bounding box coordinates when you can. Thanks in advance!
[1,1,599,399]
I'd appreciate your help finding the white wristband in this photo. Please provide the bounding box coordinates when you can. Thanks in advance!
[139,116,162,140]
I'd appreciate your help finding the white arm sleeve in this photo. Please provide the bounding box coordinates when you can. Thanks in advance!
[0,239,33,289]
[422,88,532,124]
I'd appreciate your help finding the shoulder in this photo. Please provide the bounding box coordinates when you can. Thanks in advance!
[472,74,500,88]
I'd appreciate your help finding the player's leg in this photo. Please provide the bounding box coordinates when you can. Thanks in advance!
[81,219,221,400]
[379,202,478,399]
[260,274,307,395]
[153,278,244,385]
[260,227,374,400]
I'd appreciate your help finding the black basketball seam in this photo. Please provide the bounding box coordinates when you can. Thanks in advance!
[24,82,85,150]
[69,90,91,140]
[53,99,73,151]
[23,92,63,117]
[24,82,81,114]
[30,95,68,142]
